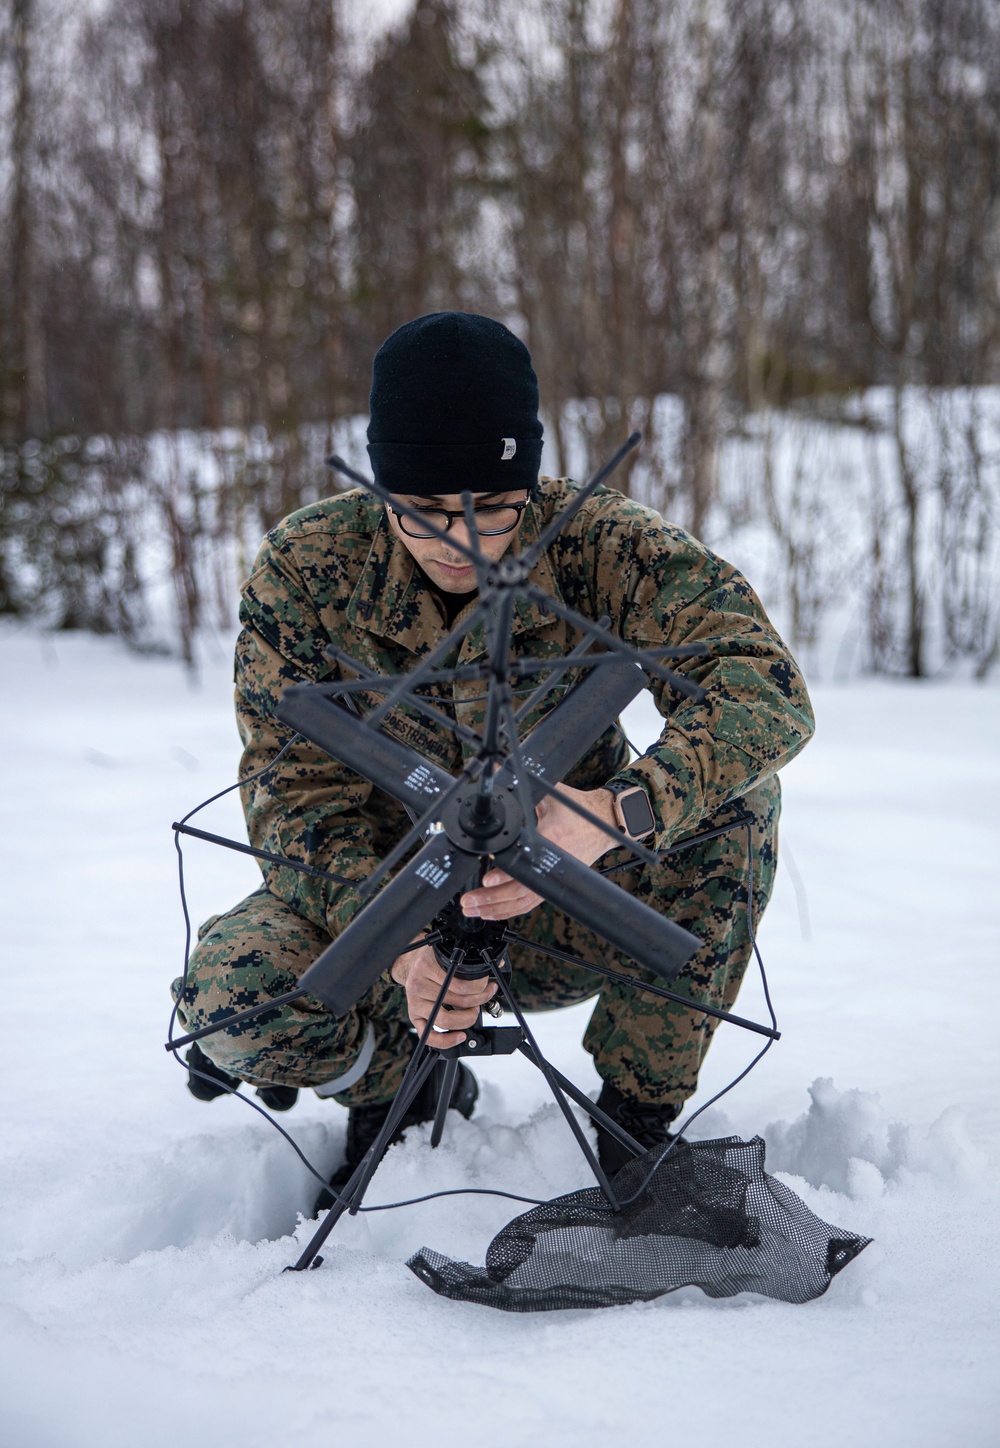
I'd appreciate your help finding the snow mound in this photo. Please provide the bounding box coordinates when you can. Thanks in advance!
[763,1077,984,1199]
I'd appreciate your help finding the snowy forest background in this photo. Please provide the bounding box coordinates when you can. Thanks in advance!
[2,0,999,676]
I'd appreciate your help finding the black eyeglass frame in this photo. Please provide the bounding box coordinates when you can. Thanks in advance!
[387,498,531,539]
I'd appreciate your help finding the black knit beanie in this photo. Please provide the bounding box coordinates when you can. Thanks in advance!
[366,312,544,496]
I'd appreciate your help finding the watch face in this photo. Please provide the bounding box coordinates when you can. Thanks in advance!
[619,788,655,838]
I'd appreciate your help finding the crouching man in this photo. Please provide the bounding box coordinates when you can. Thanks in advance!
[173,312,814,1210]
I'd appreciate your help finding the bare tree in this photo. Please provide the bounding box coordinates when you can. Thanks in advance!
[348,1,496,347]
[1,0,46,442]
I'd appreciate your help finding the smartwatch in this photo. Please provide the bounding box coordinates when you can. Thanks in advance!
[605,782,656,840]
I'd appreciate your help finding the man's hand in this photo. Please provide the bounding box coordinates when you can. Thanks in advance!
[460,784,621,921]
[390,942,497,1048]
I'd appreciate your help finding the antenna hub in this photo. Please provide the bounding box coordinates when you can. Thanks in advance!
[439,782,525,853]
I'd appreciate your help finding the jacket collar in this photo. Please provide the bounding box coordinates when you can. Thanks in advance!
[345,501,563,660]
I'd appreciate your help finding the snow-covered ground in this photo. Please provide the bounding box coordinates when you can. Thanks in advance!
[1,625,998,1447]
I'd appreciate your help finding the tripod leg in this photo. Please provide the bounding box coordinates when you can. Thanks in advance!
[515,1042,645,1161]
[288,957,466,1270]
[286,1045,441,1272]
[490,968,623,1210]
[429,1057,459,1149]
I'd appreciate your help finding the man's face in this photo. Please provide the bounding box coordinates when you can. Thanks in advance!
[385,489,529,593]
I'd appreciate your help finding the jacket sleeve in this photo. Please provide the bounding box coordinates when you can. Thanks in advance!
[589,502,815,847]
[234,534,379,938]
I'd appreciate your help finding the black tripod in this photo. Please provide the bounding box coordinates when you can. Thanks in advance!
[285,901,659,1271]
[167,433,780,1272]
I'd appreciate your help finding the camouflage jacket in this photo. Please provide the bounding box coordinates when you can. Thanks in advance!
[236,479,814,938]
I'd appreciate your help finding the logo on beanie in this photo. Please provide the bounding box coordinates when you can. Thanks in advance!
[501,438,516,461]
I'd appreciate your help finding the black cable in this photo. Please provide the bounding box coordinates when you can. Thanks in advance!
[169,727,371,1020]
[167,734,301,1055]
[613,718,644,760]
[180,1062,340,1192]
[597,809,753,876]
[608,816,777,1209]
[361,1187,546,1212]
[176,734,297,830]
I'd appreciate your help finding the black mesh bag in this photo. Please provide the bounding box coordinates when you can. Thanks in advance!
[408,1135,870,1312]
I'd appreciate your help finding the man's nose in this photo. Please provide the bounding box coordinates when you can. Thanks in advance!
[445,517,477,552]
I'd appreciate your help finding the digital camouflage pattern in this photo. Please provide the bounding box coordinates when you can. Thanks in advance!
[173,479,812,1107]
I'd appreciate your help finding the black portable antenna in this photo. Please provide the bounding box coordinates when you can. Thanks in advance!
[167,434,780,1272]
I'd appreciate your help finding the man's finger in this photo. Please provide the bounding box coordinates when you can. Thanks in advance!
[468,884,523,904]
[411,981,494,1012]
[463,883,542,918]
[471,902,538,920]
[441,975,495,1000]
[461,876,514,906]
[480,868,512,888]
[462,883,529,913]
[477,900,540,920]
[432,1003,482,1030]
[409,984,485,1023]
[412,1016,466,1049]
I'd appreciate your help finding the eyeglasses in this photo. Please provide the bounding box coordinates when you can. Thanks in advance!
[388,498,530,539]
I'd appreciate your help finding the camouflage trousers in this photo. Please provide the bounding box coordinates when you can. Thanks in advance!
[172,778,779,1113]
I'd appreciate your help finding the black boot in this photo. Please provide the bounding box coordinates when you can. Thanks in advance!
[185,1041,240,1101]
[594,1080,681,1178]
[184,1041,299,1111]
[255,1083,299,1112]
[313,1059,478,1215]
